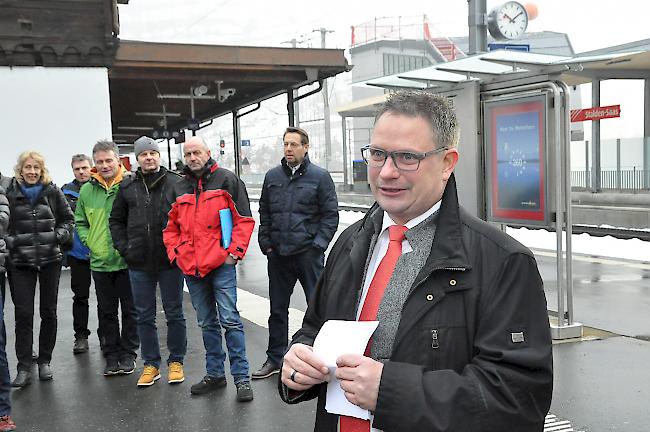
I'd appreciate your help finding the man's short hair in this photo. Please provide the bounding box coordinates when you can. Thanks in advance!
[70,154,93,167]
[283,126,309,145]
[92,140,120,160]
[375,91,460,149]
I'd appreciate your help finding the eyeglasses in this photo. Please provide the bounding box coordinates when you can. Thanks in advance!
[360,145,448,172]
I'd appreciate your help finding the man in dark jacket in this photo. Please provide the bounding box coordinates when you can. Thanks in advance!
[62,154,93,354]
[110,136,187,388]
[163,136,255,402]
[253,127,339,380]
[279,91,553,432]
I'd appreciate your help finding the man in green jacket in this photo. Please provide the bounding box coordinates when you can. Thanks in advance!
[75,141,139,377]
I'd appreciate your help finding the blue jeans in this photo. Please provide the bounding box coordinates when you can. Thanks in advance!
[185,264,249,384]
[129,267,187,368]
[0,274,11,416]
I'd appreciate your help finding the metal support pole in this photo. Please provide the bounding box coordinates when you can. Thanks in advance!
[553,85,565,329]
[467,0,488,55]
[616,138,621,189]
[342,116,349,190]
[591,80,601,192]
[319,27,333,169]
[287,91,295,127]
[558,81,576,328]
[644,79,650,188]
[585,140,590,188]
[166,138,172,170]
[232,110,241,178]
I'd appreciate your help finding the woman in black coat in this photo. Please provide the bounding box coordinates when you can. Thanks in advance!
[5,151,74,387]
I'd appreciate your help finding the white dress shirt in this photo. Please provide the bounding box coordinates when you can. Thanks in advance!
[349,199,442,432]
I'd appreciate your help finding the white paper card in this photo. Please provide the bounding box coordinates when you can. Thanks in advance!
[312,320,379,419]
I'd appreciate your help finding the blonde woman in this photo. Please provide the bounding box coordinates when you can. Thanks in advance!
[5,151,74,387]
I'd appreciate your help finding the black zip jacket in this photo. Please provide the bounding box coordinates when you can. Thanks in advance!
[0,174,10,272]
[109,166,182,272]
[5,180,74,268]
[279,174,553,432]
[258,155,339,255]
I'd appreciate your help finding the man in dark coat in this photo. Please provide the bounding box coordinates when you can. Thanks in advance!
[253,126,339,380]
[62,154,93,354]
[109,136,187,388]
[278,91,553,432]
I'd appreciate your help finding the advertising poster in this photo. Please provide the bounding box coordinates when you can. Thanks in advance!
[485,96,548,225]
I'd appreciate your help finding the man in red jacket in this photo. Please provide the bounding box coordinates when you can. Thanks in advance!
[163,136,255,402]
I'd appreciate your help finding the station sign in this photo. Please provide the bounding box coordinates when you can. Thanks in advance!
[241,139,250,147]
[570,105,620,122]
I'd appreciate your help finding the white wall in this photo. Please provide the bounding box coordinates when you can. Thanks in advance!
[0,67,112,185]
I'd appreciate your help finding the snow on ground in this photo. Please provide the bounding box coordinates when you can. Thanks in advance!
[252,203,649,263]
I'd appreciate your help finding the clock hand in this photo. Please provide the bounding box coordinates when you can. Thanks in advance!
[511,12,523,21]
[503,13,513,23]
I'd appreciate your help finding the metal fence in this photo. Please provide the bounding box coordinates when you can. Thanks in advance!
[571,168,650,191]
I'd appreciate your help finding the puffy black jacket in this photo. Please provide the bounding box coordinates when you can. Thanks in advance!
[109,166,182,272]
[258,155,339,256]
[0,174,10,273]
[6,180,74,268]
[280,174,553,432]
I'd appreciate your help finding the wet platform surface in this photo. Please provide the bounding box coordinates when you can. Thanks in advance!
[4,210,650,431]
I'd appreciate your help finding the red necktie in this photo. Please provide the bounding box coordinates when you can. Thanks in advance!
[340,225,408,432]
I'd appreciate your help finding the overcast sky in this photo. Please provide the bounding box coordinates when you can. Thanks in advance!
[118,1,650,148]
[119,0,650,53]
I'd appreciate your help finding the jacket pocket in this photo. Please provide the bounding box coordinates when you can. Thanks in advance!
[420,326,469,372]
[296,182,318,205]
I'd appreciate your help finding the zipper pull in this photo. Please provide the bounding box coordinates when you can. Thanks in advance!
[431,329,439,349]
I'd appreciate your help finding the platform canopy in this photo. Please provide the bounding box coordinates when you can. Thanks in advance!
[353,48,650,93]
[109,40,351,144]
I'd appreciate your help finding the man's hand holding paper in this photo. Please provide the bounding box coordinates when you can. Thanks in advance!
[281,343,330,391]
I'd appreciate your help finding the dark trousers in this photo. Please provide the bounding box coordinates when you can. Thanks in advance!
[0,274,11,416]
[8,261,62,371]
[266,248,324,365]
[68,256,91,339]
[92,270,139,362]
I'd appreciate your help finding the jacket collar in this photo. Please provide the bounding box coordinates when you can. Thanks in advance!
[90,166,127,190]
[281,154,311,178]
[354,173,471,272]
[183,157,218,181]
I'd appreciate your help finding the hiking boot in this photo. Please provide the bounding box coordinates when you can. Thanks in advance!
[0,415,16,431]
[252,361,280,380]
[236,381,254,402]
[167,361,184,384]
[119,356,136,375]
[38,363,53,381]
[10,370,31,388]
[137,365,161,387]
[190,375,226,395]
[73,337,89,354]
[104,359,121,376]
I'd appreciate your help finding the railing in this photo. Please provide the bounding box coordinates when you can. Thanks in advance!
[571,169,650,191]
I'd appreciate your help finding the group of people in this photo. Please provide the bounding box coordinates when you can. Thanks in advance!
[0,121,339,428]
[0,90,553,432]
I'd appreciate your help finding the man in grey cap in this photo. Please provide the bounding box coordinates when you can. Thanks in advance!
[109,136,188,387]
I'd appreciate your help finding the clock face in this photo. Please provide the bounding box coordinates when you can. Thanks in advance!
[488,1,528,40]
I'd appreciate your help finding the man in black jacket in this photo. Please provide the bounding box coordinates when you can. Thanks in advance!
[109,137,187,388]
[253,127,339,380]
[62,154,93,354]
[279,91,553,431]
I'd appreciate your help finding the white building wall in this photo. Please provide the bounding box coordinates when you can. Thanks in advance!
[0,67,112,185]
